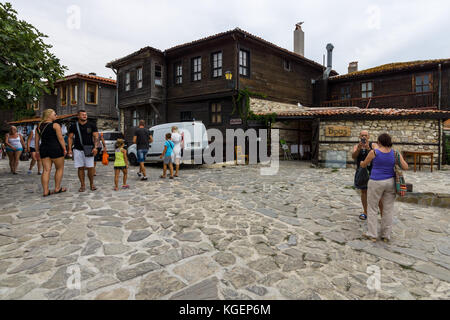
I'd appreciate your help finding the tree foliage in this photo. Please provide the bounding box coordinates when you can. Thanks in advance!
[0,2,66,114]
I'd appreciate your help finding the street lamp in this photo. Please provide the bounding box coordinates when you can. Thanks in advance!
[225,71,235,89]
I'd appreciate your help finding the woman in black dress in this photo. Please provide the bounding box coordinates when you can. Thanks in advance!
[35,109,67,196]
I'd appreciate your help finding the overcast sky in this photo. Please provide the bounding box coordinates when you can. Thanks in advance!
[9,0,450,79]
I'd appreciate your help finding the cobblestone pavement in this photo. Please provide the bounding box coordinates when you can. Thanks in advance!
[0,159,449,300]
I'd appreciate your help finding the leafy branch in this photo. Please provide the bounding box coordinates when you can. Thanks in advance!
[231,88,267,125]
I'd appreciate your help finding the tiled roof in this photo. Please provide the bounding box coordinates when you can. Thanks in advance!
[106,46,164,68]
[166,28,329,71]
[106,28,332,72]
[8,113,78,125]
[254,105,450,118]
[56,73,116,85]
[444,119,450,129]
[331,59,450,81]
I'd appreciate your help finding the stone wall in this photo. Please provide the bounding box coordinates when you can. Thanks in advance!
[319,119,441,167]
[97,118,118,132]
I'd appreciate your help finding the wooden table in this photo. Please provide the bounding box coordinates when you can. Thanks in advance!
[402,151,434,172]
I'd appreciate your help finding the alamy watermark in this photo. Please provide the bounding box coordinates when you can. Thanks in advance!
[66,264,81,290]
[179,128,280,175]
[67,5,81,30]
[366,5,381,30]
[366,265,381,291]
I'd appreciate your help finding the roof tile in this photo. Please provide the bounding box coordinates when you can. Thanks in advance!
[331,59,450,81]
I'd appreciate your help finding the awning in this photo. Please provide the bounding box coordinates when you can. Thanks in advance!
[8,113,78,125]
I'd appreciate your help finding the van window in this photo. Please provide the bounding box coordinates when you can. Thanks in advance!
[102,132,124,140]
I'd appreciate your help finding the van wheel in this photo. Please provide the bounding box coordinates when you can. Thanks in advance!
[128,153,138,166]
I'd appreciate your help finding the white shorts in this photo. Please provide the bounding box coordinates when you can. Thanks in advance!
[173,146,181,159]
[73,149,94,168]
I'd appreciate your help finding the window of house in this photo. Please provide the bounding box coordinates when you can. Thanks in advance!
[86,83,98,104]
[415,74,432,92]
[137,67,143,89]
[283,59,291,71]
[211,103,222,124]
[155,65,162,86]
[211,52,222,78]
[132,110,139,127]
[239,49,250,76]
[174,62,182,85]
[340,87,351,100]
[361,82,373,98]
[125,72,130,91]
[61,85,67,106]
[70,84,78,105]
[180,111,192,121]
[191,57,202,81]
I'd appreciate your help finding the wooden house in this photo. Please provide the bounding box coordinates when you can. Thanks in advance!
[106,27,330,143]
[318,59,450,110]
[33,73,118,130]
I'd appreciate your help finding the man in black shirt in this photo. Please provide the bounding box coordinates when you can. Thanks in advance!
[133,120,153,180]
[352,130,382,220]
[67,110,99,192]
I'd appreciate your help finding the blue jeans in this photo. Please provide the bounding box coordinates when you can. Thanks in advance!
[137,149,148,163]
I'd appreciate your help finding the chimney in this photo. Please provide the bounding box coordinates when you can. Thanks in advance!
[348,61,358,73]
[293,22,304,56]
[323,43,334,79]
[89,72,97,76]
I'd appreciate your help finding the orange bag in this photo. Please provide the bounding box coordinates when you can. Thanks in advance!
[102,152,109,165]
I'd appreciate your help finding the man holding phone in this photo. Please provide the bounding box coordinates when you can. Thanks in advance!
[352,130,381,220]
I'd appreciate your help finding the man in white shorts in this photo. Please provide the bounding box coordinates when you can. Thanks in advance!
[67,110,99,192]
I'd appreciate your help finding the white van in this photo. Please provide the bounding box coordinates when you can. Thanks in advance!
[127,121,209,165]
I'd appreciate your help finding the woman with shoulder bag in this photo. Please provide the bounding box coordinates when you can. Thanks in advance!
[360,133,408,243]
[36,109,67,196]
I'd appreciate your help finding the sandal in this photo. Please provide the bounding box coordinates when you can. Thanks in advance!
[90,186,97,191]
[160,175,166,179]
[359,213,367,220]
[43,190,54,197]
[362,233,377,242]
[79,186,86,192]
[54,187,67,193]
[113,187,119,191]
[169,176,174,179]
[122,185,130,189]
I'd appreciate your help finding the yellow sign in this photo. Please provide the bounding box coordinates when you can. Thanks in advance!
[325,126,351,137]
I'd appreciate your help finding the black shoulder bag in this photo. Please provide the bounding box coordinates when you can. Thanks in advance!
[76,122,94,157]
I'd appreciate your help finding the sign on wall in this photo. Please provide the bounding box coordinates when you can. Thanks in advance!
[230,118,242,125]
[325,126,351,137]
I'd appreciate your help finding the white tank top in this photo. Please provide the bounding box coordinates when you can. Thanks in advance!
[8,136,22,149]
[29,129,36,148]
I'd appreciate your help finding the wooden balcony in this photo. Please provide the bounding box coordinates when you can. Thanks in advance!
[322,91,435,109]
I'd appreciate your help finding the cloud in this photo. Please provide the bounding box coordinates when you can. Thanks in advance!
[8,0,450,78]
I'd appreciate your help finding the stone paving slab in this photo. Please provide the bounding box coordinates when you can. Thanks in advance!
[0,160,449,300]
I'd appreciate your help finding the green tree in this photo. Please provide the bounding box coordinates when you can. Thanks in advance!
[0,2,66,119]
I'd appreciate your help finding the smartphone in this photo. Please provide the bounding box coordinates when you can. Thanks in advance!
[361,138,366,144]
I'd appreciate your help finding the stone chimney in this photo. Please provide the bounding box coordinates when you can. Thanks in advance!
[348,61,358,73]
[294,22,304,56]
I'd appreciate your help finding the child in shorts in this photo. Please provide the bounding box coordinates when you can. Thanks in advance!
[114,138,129,190]
[159,133,174,179]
